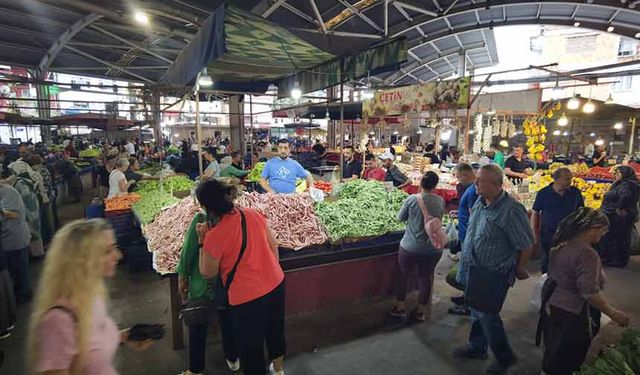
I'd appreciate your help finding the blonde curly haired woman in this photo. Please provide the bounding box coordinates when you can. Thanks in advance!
[28,219,151,375]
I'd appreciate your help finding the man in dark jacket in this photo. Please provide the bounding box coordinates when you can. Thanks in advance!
[598,165,640,267]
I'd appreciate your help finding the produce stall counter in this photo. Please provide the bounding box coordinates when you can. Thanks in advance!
[164,236,403,350]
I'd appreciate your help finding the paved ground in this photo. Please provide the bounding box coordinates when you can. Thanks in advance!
[1,190,639,374]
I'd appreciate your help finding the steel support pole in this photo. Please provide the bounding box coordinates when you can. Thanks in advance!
[195,85,203,177]
[629,117,637,155]
[340,82,345,183]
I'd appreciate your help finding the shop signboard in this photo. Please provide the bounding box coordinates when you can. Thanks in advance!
[362,78,470,119]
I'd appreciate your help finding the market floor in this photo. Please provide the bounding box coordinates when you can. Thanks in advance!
[2,194,640,374]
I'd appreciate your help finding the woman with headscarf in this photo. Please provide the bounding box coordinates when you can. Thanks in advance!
[541,208,629,375]
[7,161,43,258]
[598,165,640,267]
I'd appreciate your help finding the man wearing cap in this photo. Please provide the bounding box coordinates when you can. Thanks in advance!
[379,151,410,188]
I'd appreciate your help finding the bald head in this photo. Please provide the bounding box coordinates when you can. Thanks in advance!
[552,167,573,192]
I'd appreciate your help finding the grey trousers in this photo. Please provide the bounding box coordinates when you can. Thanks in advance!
[0,270,16,331]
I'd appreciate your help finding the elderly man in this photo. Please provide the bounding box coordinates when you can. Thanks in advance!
[454,164,534,374]
[531,167,584,273]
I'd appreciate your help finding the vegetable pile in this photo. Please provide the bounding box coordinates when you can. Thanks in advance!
[79,148,101,158]
[237,192,328,250]
[315,180,408,241]
[105,193,142,212]
[132,191,180,225]
[576,328,640,374]
[247,162,266,182]
[145,197,200,274]
[313,181,333,194]
[135,175,194,195]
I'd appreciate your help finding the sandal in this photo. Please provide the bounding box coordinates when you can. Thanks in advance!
[388,305,406,318]
[412,309,427,322]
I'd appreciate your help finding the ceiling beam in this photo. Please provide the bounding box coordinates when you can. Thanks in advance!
[89,25,173,64]
[263,0,288,17]
[394,1,438,17]
[67,42,181,53]
[50,66,169,71]
[281,3,320,26]
[336,0,383,33]
[63,45,154,83]
[309,0,328,33]
[36,12,103,77]
[393,1,413,21]
[291,28,383,39]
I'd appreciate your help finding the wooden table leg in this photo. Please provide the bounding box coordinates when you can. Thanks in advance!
[169,274,184,350]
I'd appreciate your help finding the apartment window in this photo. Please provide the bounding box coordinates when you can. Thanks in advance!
[565,35,597,54]
[618,38,637,57]
[613,76,633,92]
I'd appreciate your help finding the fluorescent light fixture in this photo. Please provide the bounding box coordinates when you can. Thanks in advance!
[291,81,302,100]
[486,108,496,115]
[173,133,179,137]
[607,25,615,32]
[369,131,375,135]
[595,139,605,146]
[614,122,624,129]
[198,68,213,87]
[582,100,595,113]
[605,94,615,104]
[590,132,596,137]
[553,130,561,136]
[134,11,149,25]
[551,85,564,100]
[573,22,581,27]
[392,130,399,135]
[567,96,580,110]
[558,113,568,126]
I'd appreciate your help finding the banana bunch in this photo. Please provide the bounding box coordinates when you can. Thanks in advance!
[523,117,547,162]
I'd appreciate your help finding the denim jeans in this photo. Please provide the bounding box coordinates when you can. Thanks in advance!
[468,308,515,364]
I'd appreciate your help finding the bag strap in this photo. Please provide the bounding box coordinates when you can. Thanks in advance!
[224,209,248,289]
[414,193,432,220]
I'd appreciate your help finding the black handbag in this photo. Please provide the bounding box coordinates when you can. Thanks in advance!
[465,264,510,314]
[179,297,215,326]
[214,209,248,310]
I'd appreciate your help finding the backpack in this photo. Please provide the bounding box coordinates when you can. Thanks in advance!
[414,194,448,250]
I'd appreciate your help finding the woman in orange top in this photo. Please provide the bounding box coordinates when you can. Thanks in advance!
[195,179,286,375]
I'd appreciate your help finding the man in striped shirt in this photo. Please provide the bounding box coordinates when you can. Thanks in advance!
[454,164,534,374]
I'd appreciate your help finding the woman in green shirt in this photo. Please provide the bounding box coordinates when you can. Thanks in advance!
[491,144,505,169]
[177,212,239,375]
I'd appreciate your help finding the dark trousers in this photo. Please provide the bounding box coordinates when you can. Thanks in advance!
[5,247,32,304]
[188,308,238,373]
[540,236,553,274]
[468,308,515,364]
[39,202,53,246]
[230,281,286,375]
[396,248,442,305]
[599,211,634,266]
[542,305,591,375]
[0,270,16,332]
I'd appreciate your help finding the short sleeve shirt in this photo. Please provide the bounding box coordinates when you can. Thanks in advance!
[35,298,120,375]
[261,157,310,194]
[457,183,478,244]
[504,156,528,182]
[203,208,284,306]
[342,160,362,179]
[204,160,220,178]
[0,185,30,251]
[385,166,408,187]
[532,184,584,239]
[398,193,446,254]
[107,170,126,198]
[363,168,386,182]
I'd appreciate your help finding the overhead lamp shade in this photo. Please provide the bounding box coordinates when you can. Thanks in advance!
[567,96,580,110]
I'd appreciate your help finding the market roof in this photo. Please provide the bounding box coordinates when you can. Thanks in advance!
[1,1,639,88]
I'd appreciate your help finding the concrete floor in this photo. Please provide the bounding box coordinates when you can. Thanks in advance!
[1,190,639,374]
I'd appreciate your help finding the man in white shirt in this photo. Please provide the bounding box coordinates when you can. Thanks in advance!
[124,139,136,156]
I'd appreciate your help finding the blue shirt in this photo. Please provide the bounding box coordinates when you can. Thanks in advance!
[457,183,478,244]
[458,191,534,286]
[532,184,584,242]
[261,157,309,194]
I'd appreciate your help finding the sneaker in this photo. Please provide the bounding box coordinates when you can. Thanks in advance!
[448,305,471,316]
[387,305,407,318]
[226,359,240,372]
[453,346,488,360]
[0,330,10,340]
[269,362,284,375]
[450,296,465,305]
[6,324,14,331]
[486,357,517,374]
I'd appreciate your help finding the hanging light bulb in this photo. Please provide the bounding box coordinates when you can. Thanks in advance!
[562,131,569,136]
[605,94,615,105]
[590,132,596,137]
[486,94,496,115]
[558,113,569,126]
[595,139,605,146]
[362,85,374,100]
[551,84,564,100]
[417,129,423,134]
[291,81,302,100]
[553,130,561,136]
[198,68,213,87]
[614,122,624,130]
[583,100,595,113]
[567,95,580,110]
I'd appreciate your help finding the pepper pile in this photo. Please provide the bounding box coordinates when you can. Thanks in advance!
[132,191,180,225]
[315,180,408,241]
[105,193,142,212]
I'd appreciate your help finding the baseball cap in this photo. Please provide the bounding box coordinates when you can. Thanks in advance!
[378,151,395,161]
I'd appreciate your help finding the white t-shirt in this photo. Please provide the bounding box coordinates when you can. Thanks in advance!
[108,169,127,198]
[124,142,136,156]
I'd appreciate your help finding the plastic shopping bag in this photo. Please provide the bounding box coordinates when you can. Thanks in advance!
[531,273,548,310]
[445,221,458,243]
[309,187,325,203]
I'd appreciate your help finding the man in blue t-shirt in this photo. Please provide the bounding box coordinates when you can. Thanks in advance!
[531,167,584,273]
[260,139,314,194]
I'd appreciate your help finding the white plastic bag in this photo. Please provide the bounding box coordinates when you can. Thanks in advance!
[445,221,458,243]
[309,187,325,202]
[531,273,548,310]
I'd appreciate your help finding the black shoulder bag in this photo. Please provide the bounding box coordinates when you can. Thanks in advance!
[214,209,248,310]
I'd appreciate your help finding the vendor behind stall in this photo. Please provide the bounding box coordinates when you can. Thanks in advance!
[125,158,162,192]
[363,153,386,182]
[108,158,135,198]
[220,151,250,179]
[504,145,531,183]
[342,146,362,181]
[260,139,313,194]
[379,151,410,188]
